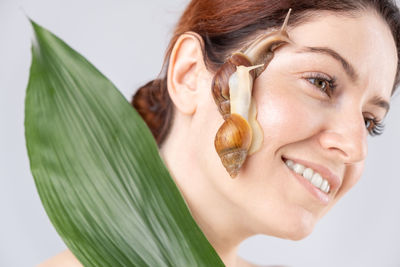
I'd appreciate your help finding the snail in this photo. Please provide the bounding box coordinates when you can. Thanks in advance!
[212,9,293,178]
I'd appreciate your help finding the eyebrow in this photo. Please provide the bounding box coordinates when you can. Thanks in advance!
[296,46,358,82]
[296,46,391,116]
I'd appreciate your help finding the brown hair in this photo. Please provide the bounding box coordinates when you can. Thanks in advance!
[132,0,400,145]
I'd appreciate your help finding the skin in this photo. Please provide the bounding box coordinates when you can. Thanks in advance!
[38,9,397,267]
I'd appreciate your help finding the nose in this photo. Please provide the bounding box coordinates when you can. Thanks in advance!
[317,111,368,164]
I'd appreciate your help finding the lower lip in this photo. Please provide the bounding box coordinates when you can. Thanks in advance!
[282,159,330,205]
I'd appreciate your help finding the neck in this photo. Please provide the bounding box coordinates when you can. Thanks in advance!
[159,131,252,267]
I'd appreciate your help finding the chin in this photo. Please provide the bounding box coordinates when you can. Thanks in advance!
[256,207,317,241]
[280,210,317,241]
[284,224,315,241]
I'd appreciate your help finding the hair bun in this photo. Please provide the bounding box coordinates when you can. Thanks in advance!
[131,78,173,145]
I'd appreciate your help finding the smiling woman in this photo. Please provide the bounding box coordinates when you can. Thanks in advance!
[38,0,400,266]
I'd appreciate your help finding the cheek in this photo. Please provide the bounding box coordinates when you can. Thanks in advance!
[253,72,315,147]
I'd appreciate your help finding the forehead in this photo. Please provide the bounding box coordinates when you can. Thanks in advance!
[286,10,398,99]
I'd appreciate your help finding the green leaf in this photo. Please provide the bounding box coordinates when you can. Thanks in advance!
[25,20,224,267]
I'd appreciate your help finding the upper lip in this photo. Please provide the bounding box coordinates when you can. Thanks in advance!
[282,156,341,193]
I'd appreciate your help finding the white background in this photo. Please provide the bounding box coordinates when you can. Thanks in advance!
[1,0,400,266]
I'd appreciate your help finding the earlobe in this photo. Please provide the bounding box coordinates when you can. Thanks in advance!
[167,32,206,115]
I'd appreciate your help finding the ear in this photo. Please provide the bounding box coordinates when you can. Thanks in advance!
[167,32,206,115]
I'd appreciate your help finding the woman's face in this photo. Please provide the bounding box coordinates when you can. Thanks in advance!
[191,10,397,240]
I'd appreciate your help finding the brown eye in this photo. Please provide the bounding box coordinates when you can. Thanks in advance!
[308,78,329,92]
[306,77,335,98]
[304,73,336,98]
[365,118,373,131]
[364,117,385,137]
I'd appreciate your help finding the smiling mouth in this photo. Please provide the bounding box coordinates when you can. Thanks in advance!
[281,156,331,194]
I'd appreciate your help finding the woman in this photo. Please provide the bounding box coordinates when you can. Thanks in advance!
[39,0,400,266]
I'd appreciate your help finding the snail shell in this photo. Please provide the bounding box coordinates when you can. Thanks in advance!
[212,9,293,178]
[214,113,252,178]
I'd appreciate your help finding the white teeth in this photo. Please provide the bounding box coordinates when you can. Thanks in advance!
[320,179,329,192]
[286,159,295,168]
[293,163,305,174]
[311,173,323,188]
[284,158,331,193]
[303,168,314,181]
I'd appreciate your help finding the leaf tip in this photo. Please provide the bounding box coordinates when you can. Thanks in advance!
[28,18,41,36]
[19,7,40,44]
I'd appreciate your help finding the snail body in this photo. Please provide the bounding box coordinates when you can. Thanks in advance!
[212,9,293,178]
[211,53,252,118]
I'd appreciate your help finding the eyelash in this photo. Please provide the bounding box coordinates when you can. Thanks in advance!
[364,117,385,137]
[303,72,337,97]
[303,72,385,137]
